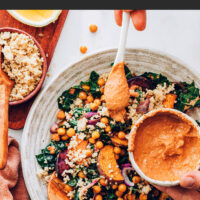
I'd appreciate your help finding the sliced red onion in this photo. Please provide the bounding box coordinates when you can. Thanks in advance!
[121,163,132,169]
[50,122,59,133]
[84,112,101,125]
[136,98,150,114]
[79,178,100,200]
[87,118,100,125]
[84,112,99,118]
[56,150,70,176]
[122,167,135,187]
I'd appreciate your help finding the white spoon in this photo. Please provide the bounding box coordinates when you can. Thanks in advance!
[114,12,131,66]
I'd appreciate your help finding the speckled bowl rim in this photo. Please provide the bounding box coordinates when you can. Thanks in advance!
[0,27,48,106]
[128,108,200,187]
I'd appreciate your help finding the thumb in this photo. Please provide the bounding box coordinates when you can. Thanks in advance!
[180,171,200,190]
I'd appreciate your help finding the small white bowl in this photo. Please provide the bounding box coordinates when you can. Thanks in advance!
[128,108,200,187]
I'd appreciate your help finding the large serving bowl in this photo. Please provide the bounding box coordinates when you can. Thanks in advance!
[21,48,200,200]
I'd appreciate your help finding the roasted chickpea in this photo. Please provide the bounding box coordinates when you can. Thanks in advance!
[78,171,86,178]
[96,141,104,149]
[87,95,94,103]
[94,99,101,106]
[79,91,87,100]
[100,117,109,124]
[69,88,75,95]
[115,190,123,197]
[51,134,60,141]
[90,103,99,111]
[139,193,147,200]
[117,198,123,200]
[89,137,96,144]
[64,184,73,192]
[80,46,87,54]
[89,24,98,33]
[47,146,56,154]
[100,87,104,94]
[99,178,108,186]
[132,176,141,184]
[124,194,136,200]
[97,78,105,86]
[67,128,75,137]
[115,154,119,160]
[61,135,69,141]
[82,84,90,91]
[93,185,101,193]
[57,110,66,120]
[92,131,100,139]
[95,194,103,200]
[100,94,105,101]
[105,125,111,132]
[118,184,127,193]
[57,128,66,136]
[112,184,118,190]
[114,147,121,154]
[118,131,126,139]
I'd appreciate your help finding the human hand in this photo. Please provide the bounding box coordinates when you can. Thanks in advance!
[155,171,200,200]
[114,10,146,31]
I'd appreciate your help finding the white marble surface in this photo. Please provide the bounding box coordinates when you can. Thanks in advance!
[9,10,200,144]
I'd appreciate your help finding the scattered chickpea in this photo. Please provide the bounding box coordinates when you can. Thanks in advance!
[97,78,105,86]
[86,149,93,157]
[69,88,75,95]
[100,117,109,124]
[105,125,111,132]
[92,131,100,139]
[89,137,96,144]
[139,193,147,200]
[115,154,119,160]
[64,184,73,192]
[96,141,104,149]
[94,99,101,106]
[61,135,69,141]
[124,194,136,200]
[100,87,104,94]
[93,185,102,193]
[47,146,56,154]
[118,184,127,193]
[114,147,121,154]
[51,134,60,141]
[132,176,141,184]
[95,194,103,200]
[78,171,86,178]
[112,184,118,190]
[82,84,90,91]
[57,128,66,136]
[99,178,108,186]
[90,103,99,111]
[80,46,87,54]
[89,24,98,33]
[100,94,105,102]
[57,110,66,120]
[115,190,123,197]
[118,131,126,139]
[79,91,87,100]
[117,198,123,200]
[67,128,75,137]
[87,95,94,103]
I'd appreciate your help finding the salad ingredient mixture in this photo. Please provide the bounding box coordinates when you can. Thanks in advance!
[36,64,200,200]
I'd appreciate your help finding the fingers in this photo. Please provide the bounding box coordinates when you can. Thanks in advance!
[180,171,200,190]
[154,185,200,200]
[130,10,146,31]
[114,10,123,26]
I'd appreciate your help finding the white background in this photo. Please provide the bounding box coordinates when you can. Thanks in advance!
[9,10,200,144]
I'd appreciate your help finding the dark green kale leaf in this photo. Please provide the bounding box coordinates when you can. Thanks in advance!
[124,65,133,80]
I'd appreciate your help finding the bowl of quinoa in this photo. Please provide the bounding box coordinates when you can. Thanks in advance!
[0,27,47,105]
[21,49,200,200]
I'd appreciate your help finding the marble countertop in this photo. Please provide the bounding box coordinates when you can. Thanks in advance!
[9,10,200,144]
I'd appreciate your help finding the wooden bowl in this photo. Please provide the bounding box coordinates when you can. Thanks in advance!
[0,27,48,106]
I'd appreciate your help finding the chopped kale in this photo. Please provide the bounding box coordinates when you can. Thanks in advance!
[196,120,200,126]
[68,178,78,187]
[74,190,79,200]
[124,65,133,80]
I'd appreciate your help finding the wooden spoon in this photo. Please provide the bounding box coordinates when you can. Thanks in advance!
[0,45,14,169]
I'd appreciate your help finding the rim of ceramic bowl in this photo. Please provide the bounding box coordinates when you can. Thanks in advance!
[128,108,200,187]
[0,27,48,106]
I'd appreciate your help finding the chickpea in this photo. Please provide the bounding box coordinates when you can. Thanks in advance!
[96,141,104,149]
[118,184,127,193]
[51,134,60,141]
[115,190,123,197]
[114,147,121,154]
[92,131,100,139]
[100,117,109,124]
[57,128,66,136]
[93,185,101,193]
[69,88,75,95]
[97,78,105,86]
[139,193,147,200]
[94,99,101,106]
[90,103,99,111]
[112,184,118,190]
[100,87,104,94]
[86,149,93,157]
[80,46,87,54]
[61,135,69,141]
[57,110,66,120]
[78,171,86,178]
[82,84,90,91]
[67,128,75,137]
[124,194,136,200]
[95,194,103,200]
[115,154,119,160]
[100,94,105,101]
[118,131,126,139]
[89,24,98,33]
[64,184,73,192]
[79,91,87,100]
[105,125,111,132]
[117,198,123,200]
[89,137,96,144]
[87,95,94,103]
[47,146,56,154]
[132,176,141,184]
[99,178,108,186]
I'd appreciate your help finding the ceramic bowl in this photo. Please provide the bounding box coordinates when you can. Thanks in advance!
[128,108,200,187]
[21,49,200,200]
[0,27,48,106]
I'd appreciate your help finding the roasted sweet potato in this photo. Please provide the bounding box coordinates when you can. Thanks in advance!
[48,172,70,200]
[97,145,124,182]
[111,136,128,147]
[163,94,177,109]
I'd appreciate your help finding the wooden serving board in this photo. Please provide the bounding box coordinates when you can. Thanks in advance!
[0,10,69,129]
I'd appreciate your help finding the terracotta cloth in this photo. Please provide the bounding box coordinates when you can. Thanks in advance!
[0,137,29,200]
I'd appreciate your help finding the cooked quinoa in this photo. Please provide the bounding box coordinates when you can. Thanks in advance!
[36,67,200,200]
[0,32,43,101]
